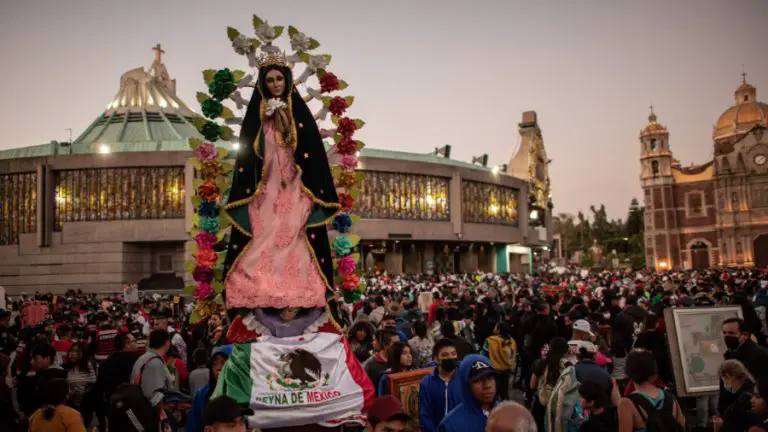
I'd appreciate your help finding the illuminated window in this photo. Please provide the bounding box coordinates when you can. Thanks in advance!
[357,171,450,221]
[0,172,37,245]
[461,180,519,225]
[53,167,185,231]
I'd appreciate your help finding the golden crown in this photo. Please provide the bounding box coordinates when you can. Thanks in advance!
[257,50,287,68]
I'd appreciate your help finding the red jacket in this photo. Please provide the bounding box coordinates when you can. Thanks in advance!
[428,299,443,325]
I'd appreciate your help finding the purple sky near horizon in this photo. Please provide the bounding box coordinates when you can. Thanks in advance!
[1,0,766,220]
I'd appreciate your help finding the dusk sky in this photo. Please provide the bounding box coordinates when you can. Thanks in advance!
[1,0,766,220]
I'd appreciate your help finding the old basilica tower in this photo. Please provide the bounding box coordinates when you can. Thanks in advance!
[640,74,768,270]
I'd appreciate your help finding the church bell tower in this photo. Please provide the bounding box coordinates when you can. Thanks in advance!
[639,107,677,269]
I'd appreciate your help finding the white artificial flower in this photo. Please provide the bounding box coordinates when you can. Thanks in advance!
[265,98,287,117]
[256,23,277,42]
[232,34,253,55]
[307,54,327,71]
[290,31,311,52]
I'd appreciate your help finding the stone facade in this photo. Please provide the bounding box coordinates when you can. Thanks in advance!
[640,77,768,269]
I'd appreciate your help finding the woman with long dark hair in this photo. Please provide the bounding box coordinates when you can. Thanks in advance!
[28,378,86,432]
[376,342,415,396]
[530,337,569,431]
[347,320,375,363]
[222,53,340,315]
[65,342,96,425]
[409,320,434,367]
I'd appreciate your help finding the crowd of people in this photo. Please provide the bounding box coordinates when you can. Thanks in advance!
[1,266,768,431]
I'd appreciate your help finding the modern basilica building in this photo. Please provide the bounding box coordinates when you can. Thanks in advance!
[0,47,553,294]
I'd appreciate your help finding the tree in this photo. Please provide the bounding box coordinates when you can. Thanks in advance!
[626,197,644,236]
[554,213,579,260]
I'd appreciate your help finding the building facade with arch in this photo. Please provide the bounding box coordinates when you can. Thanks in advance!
[640,74,768,270]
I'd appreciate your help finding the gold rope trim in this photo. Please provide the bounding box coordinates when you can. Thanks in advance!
[223,237,253,288]
[296,164,343,211]
[303,232,334,295]
[325,303,344,332]
[223,124,264,211]
[305,207,341,228]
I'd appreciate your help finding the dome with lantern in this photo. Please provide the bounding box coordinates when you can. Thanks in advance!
[71,44,212,154]
[713,74,768,141]
[640,107,669,137]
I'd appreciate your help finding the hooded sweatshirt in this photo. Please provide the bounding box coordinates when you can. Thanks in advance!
[419,362,462,432]
[185,345,233,432]
[438,354,499,432]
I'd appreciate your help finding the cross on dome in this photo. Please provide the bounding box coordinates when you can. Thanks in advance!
[648,104,657,122]
[153,44,165,62]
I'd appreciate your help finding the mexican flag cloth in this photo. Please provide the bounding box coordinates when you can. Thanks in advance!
[213,330,375,429]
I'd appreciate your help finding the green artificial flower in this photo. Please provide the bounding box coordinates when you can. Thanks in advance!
[208,68,237,101]
[201,98,224,119]
[333,235,352,256]
[200,216,220,233]
[201,121,222,141]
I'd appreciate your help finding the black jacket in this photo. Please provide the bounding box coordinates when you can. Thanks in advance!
[719,379,761,432]
[634,330,672,384]
[578,407,618,432]
[727,340,768,384]
[95,350,140,401]
[527,314,557,360]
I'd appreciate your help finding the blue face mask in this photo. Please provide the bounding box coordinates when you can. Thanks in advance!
[723,380,733,393]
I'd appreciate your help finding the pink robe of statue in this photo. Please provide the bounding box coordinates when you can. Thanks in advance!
[226,117,327,309]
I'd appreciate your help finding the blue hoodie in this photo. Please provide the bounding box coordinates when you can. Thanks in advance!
[438,354,499,432]
[186,345,233,432]
[419,361,462,432]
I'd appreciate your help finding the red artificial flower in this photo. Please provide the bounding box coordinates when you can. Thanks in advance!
[342,274,360,291]
[338,193,355,212]
[336,117,357,138]
[336,137,357,155]
[328,96,348,116]
[196,248,217,268]
[320,72,340,93]
[198,180,220,202]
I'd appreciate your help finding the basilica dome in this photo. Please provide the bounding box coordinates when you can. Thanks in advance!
[713,76,768,141]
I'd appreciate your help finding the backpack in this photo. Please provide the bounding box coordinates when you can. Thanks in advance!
[537,366,555,404]
[107,355,163,432]
[545,366,581,432]
[627,390,683,432]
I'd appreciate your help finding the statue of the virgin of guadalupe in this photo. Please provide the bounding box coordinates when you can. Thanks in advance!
[222,50,340,317]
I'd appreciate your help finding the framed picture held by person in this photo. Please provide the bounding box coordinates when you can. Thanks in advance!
[664,306,742,396]
[388,367,433,426]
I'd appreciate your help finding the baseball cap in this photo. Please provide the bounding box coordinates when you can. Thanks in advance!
[203,395,254,426]
[367,395,410,425]
[572,319,594,337]
[468,360,498,383]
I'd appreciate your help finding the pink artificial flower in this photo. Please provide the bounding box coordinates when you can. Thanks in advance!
[194,282,214,300]
[194,142,217,162]
[337,256,357,275]
[339,155,358,170]
[195,231,218,249]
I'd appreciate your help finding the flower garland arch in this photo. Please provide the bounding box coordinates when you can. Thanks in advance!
[185,15,366,322]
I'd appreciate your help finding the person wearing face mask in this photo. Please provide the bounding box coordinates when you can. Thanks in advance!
[722,318,768,384]
[419,339,462,432]
[712,360,760,432]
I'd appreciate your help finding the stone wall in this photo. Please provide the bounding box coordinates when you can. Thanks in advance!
[0,219,185,294]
